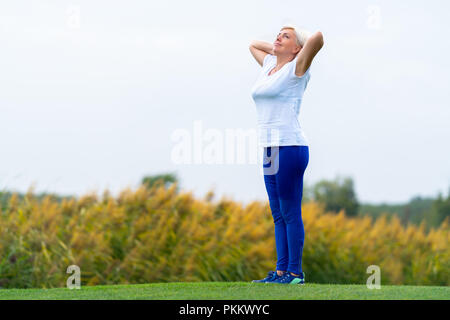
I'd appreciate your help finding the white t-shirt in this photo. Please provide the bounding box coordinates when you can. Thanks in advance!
[251,53,311,147]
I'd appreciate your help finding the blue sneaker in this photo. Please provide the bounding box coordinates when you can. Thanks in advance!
[252,271,285,283]
[273,271,305,285]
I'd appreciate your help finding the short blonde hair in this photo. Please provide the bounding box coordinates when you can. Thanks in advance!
[281,24,311,47]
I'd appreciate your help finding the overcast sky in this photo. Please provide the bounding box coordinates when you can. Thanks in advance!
[1,0,449,205]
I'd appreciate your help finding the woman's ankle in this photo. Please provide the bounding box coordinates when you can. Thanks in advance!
[276,270,286,276]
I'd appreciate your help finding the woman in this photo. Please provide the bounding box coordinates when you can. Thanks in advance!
[249,25,324,285]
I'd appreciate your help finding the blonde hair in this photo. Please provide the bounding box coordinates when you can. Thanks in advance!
[281,24,311,47]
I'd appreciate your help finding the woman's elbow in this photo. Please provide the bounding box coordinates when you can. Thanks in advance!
[316,31,324,47]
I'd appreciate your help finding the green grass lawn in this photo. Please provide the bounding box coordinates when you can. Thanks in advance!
[0,282,448,300]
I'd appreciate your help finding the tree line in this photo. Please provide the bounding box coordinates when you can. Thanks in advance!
[1,172,449,230]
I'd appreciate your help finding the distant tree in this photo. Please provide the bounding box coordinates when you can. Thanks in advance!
[302,181,314,203]
[312,176,359,217]
[405,195,434,225]
[141,172,179,193]
[358,195,435,227]
[428,187,450,227]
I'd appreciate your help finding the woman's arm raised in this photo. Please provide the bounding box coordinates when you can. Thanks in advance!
[249,40,274,67]
[295,31,324,77]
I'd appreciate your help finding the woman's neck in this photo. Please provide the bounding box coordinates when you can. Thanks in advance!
[274,54,295,68]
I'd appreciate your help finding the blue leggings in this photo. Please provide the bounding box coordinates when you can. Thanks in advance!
[263,145,309,275]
